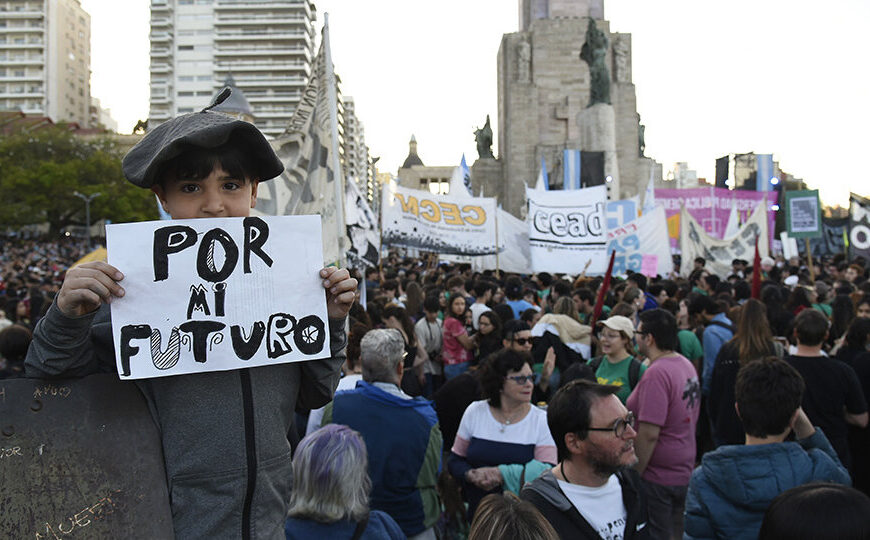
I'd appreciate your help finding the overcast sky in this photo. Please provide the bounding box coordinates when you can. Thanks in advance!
[81,0,869,207]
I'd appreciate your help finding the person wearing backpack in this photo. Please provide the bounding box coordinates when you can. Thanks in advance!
[589,316,646,403]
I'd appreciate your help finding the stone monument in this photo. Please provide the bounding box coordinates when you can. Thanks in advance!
[474,0,661,217]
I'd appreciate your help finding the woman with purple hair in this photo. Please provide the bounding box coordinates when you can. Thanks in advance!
[284,424,404,539]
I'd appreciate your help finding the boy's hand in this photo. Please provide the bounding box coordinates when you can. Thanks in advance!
[321,267,357,319]
[57,262,125,318]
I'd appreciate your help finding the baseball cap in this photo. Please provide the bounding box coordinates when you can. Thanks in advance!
[597,315,635,339]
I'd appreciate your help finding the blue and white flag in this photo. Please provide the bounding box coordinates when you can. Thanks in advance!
[448,163,473,197]
[535,156,549,191]
[756,154,774,192]
[641,162,656,215]
[460,153,471,193]
[563,149,581,190]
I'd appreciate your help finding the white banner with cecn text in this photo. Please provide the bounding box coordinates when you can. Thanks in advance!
[526,186,608,274]
[381,184,498,255]
[106,215,330,380]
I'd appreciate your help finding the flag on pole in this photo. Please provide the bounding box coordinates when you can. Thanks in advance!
[563,149,581,190]
[535,156,549,191]
[448,163,473,197]
[724,199,740,238]
[590,250,616,327]
[252,16,346,265]
[641,162,656,215]
[751,234,762,299]
[756,154,774,192]
[460,153,471,193]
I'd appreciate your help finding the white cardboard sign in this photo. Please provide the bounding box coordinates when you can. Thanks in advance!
[106,216,330,380]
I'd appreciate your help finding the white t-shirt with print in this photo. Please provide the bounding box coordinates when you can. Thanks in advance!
[557,474,627,540]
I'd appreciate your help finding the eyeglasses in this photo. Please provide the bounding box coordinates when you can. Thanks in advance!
[512,337,532,346]
[587,412,636,438]
[506,374,538,385]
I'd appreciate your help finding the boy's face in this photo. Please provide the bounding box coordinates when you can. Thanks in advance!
[152,165,258,219]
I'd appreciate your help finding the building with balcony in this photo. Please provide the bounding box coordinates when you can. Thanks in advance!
[148,0,316,138]
[0,0,91,126]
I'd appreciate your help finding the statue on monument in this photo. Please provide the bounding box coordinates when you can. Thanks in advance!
[638,116,646,156]
[579,19,610,107]
[474,115,494,159]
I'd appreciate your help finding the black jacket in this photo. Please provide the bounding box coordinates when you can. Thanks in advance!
[521,468,650,540]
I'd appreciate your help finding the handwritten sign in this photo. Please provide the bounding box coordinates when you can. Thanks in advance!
[106,216,330,380]
[641,255,659,277]
[606,206,672,278]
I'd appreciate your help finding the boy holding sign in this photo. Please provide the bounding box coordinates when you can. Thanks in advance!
[25,92,357,539]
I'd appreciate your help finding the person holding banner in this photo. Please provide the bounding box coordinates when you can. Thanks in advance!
[24,96,358,539]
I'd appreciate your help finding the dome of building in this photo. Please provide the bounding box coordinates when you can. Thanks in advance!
[401,134,424,168]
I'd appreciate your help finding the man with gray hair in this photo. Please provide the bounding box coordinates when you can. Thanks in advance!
[322,329,443,540]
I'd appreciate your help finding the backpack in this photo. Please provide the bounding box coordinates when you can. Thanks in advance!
[589,355,643,390]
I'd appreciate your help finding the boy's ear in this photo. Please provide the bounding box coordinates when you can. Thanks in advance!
[250,179,259,209]
[151,185,168,208]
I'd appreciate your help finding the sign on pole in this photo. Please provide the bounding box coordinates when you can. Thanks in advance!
[850,193,870,262]
[785,189,822,239]
[106,216,330,380]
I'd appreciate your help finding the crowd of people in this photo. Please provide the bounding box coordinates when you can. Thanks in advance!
[6,230,870,538]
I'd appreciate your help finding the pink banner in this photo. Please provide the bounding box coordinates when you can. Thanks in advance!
[656,187,778,249]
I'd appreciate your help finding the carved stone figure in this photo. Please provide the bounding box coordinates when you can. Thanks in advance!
[474,115,494,159]
[517,39,531,83]
[638,122,646,157]
[612,35,630,83]
[579,19,610,107]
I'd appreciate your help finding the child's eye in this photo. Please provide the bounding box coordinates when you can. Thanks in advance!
[180,183,199,193]
[224,182,241,191]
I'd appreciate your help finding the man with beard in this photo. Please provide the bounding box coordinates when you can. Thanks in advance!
[521,380,651,539]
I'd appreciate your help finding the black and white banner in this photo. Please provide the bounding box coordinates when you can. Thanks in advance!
[526,186,608,274]
[850,193,870,262]
[345,178,379,268]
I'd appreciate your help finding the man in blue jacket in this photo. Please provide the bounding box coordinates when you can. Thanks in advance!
[323,328,442,540]
[684,358,850,540]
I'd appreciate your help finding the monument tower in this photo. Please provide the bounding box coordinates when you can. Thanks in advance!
[473,0,661,217]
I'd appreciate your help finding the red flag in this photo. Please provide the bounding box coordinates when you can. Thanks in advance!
[751,234,761,299]
[590,251,616,327]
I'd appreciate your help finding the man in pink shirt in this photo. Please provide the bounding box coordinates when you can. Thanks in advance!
[627,309,701,540]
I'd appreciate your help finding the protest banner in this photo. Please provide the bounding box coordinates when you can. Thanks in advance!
[253,22,346,265]
[801,217,848,258]
[850,193,870,262]
[381,183,498,255]
[680,201,769,277]
[526,185,608,274]
[447,208,532,274]
[785,189,822,239]
[606,206,672,277]
[345,177,379,268]
[606,196,640,230]
[106,216,330,380]
[656,187,778,249]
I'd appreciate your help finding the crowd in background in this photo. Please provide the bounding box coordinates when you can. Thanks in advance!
[5,237,870,539]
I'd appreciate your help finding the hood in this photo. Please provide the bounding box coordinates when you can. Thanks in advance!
[696,442,818,511]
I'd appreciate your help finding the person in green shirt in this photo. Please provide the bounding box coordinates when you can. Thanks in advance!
[589,315,646,403]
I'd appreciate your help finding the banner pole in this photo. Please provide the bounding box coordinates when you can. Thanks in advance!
[805,237,815,284]
[494,199,500,278]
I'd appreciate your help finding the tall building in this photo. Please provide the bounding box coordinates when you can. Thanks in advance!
[0,0,91,126]
[149,0,316,137]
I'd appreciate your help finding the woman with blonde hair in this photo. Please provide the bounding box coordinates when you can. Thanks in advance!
[469,492,558,540]
[284,424,404,539]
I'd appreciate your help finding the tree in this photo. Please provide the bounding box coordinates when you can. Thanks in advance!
[0,126,158,234]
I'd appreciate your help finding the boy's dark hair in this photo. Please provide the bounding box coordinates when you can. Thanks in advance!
[628,273,647,291]
[759,483,870,540]
[422,295,440,314]
[503,320,530,340]
[735,357,805,438]
[520,308,538,324]
[638,309,678,351]
[381,279,398,293]
[156,138,259,188]
[572,288,595,305]
[688,295,721,317]
[648,283,665,297]
[793,308,829,347]
[552,280,572,298]
[536,272,553,287]
[473,280,496,298]
[505,276,523,300]
[364,267,379,278]
[547,380,620,461]
[694,257,706,266]
[446,275,465,291]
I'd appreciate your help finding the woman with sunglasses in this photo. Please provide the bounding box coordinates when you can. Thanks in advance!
[449,349,558,518]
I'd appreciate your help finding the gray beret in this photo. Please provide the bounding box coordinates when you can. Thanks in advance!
[122,88,284,188]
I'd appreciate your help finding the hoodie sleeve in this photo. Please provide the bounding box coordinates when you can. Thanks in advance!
[799,428,852,485]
